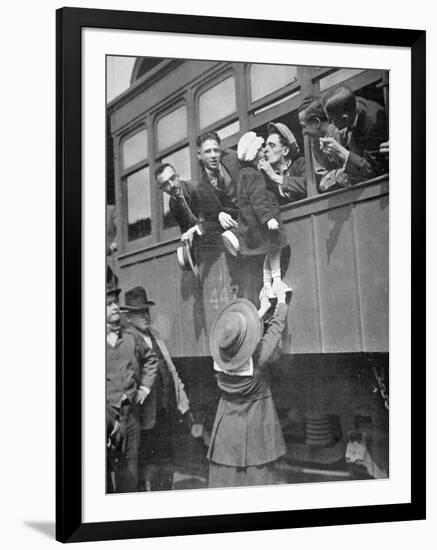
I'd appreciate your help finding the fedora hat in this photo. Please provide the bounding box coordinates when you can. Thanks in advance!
[122,286,155,311]
[210,299,262,371]
[176,241,199,276]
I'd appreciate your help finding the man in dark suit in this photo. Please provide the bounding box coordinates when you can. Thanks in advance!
[298,96,351,191]
[193,131,240,232]
[122,286,190,491]
[321,86,388,181]
[155,163,200,240]
[106,280,158,492]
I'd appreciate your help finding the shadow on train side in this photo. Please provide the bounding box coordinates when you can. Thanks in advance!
[179,227,292,340]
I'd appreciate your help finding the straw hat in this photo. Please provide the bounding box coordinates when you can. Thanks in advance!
[209,299,262,371]
[221,229,240,257]
[176,240,199,276]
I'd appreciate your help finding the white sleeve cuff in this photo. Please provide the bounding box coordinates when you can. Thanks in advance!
[140,386,151,395]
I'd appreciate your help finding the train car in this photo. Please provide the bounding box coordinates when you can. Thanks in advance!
[107,57,389,486]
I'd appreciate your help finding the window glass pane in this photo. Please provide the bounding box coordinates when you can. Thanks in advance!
[319,69,365,92]
[250,64,298,102]
[199,76,236,129]
[216,120,240,140]
[253,89,300,115]
[122,129,148,169]
[161,147,191,229]
[157,105,187,151]
[126,167,151,241]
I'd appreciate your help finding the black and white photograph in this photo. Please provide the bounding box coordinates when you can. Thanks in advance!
[105,56,390,494]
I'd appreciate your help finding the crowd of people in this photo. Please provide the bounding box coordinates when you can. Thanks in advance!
[106,85,389,492]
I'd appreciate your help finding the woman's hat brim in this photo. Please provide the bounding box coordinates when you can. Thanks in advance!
[209,298,262,371]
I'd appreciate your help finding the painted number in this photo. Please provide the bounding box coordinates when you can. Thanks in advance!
[209,284,240,310]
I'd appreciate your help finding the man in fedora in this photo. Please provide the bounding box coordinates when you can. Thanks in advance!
[207,288,290,488]
[106,280,156,492]
[258,121,307,204]
[122,286,190,491]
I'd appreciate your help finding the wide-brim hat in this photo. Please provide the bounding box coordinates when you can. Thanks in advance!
[210,298,262,371]
[176,241,199,276]
[267,121,298,148]
[122,286,155,311]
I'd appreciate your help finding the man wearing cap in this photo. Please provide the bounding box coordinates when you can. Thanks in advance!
[207,289,290,488]
[258,121,307,204]
[106,280,156,492]
[122,286,190,491]
[193,130,241,232]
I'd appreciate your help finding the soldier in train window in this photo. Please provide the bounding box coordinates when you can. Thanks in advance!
[257,121,307,204]
[298,96,352,192]
[155,163,202,243]
[320,85,388,181]
[193,131,240,233]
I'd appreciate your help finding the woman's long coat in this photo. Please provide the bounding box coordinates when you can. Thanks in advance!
[207,304,288,468]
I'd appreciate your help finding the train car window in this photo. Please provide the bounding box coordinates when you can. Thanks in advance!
[161,146,192,229]
[157,105,188,151]
[319,68,366,92]
[253,90,301,116]
[122,128,148,169]
[250,64,298,103]
[126,167,152,241]
[216,120,240,141]
[199,76,237,130]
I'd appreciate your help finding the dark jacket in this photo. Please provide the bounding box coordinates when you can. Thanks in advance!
[106,332,142,408]
[124,325,189,430]
[344,97,388,180]
[191,149,240,228]
[168,180,199,234]
[237,164,287,256]
[312,123,347,172]
[279,155,307,203]
[207,303,288,467]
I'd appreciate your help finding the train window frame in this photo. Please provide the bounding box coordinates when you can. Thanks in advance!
[117,121,156,253]
[194,67,240,138]
[246,62,301,113]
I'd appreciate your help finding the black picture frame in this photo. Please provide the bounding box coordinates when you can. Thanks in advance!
[56,7,426,543]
